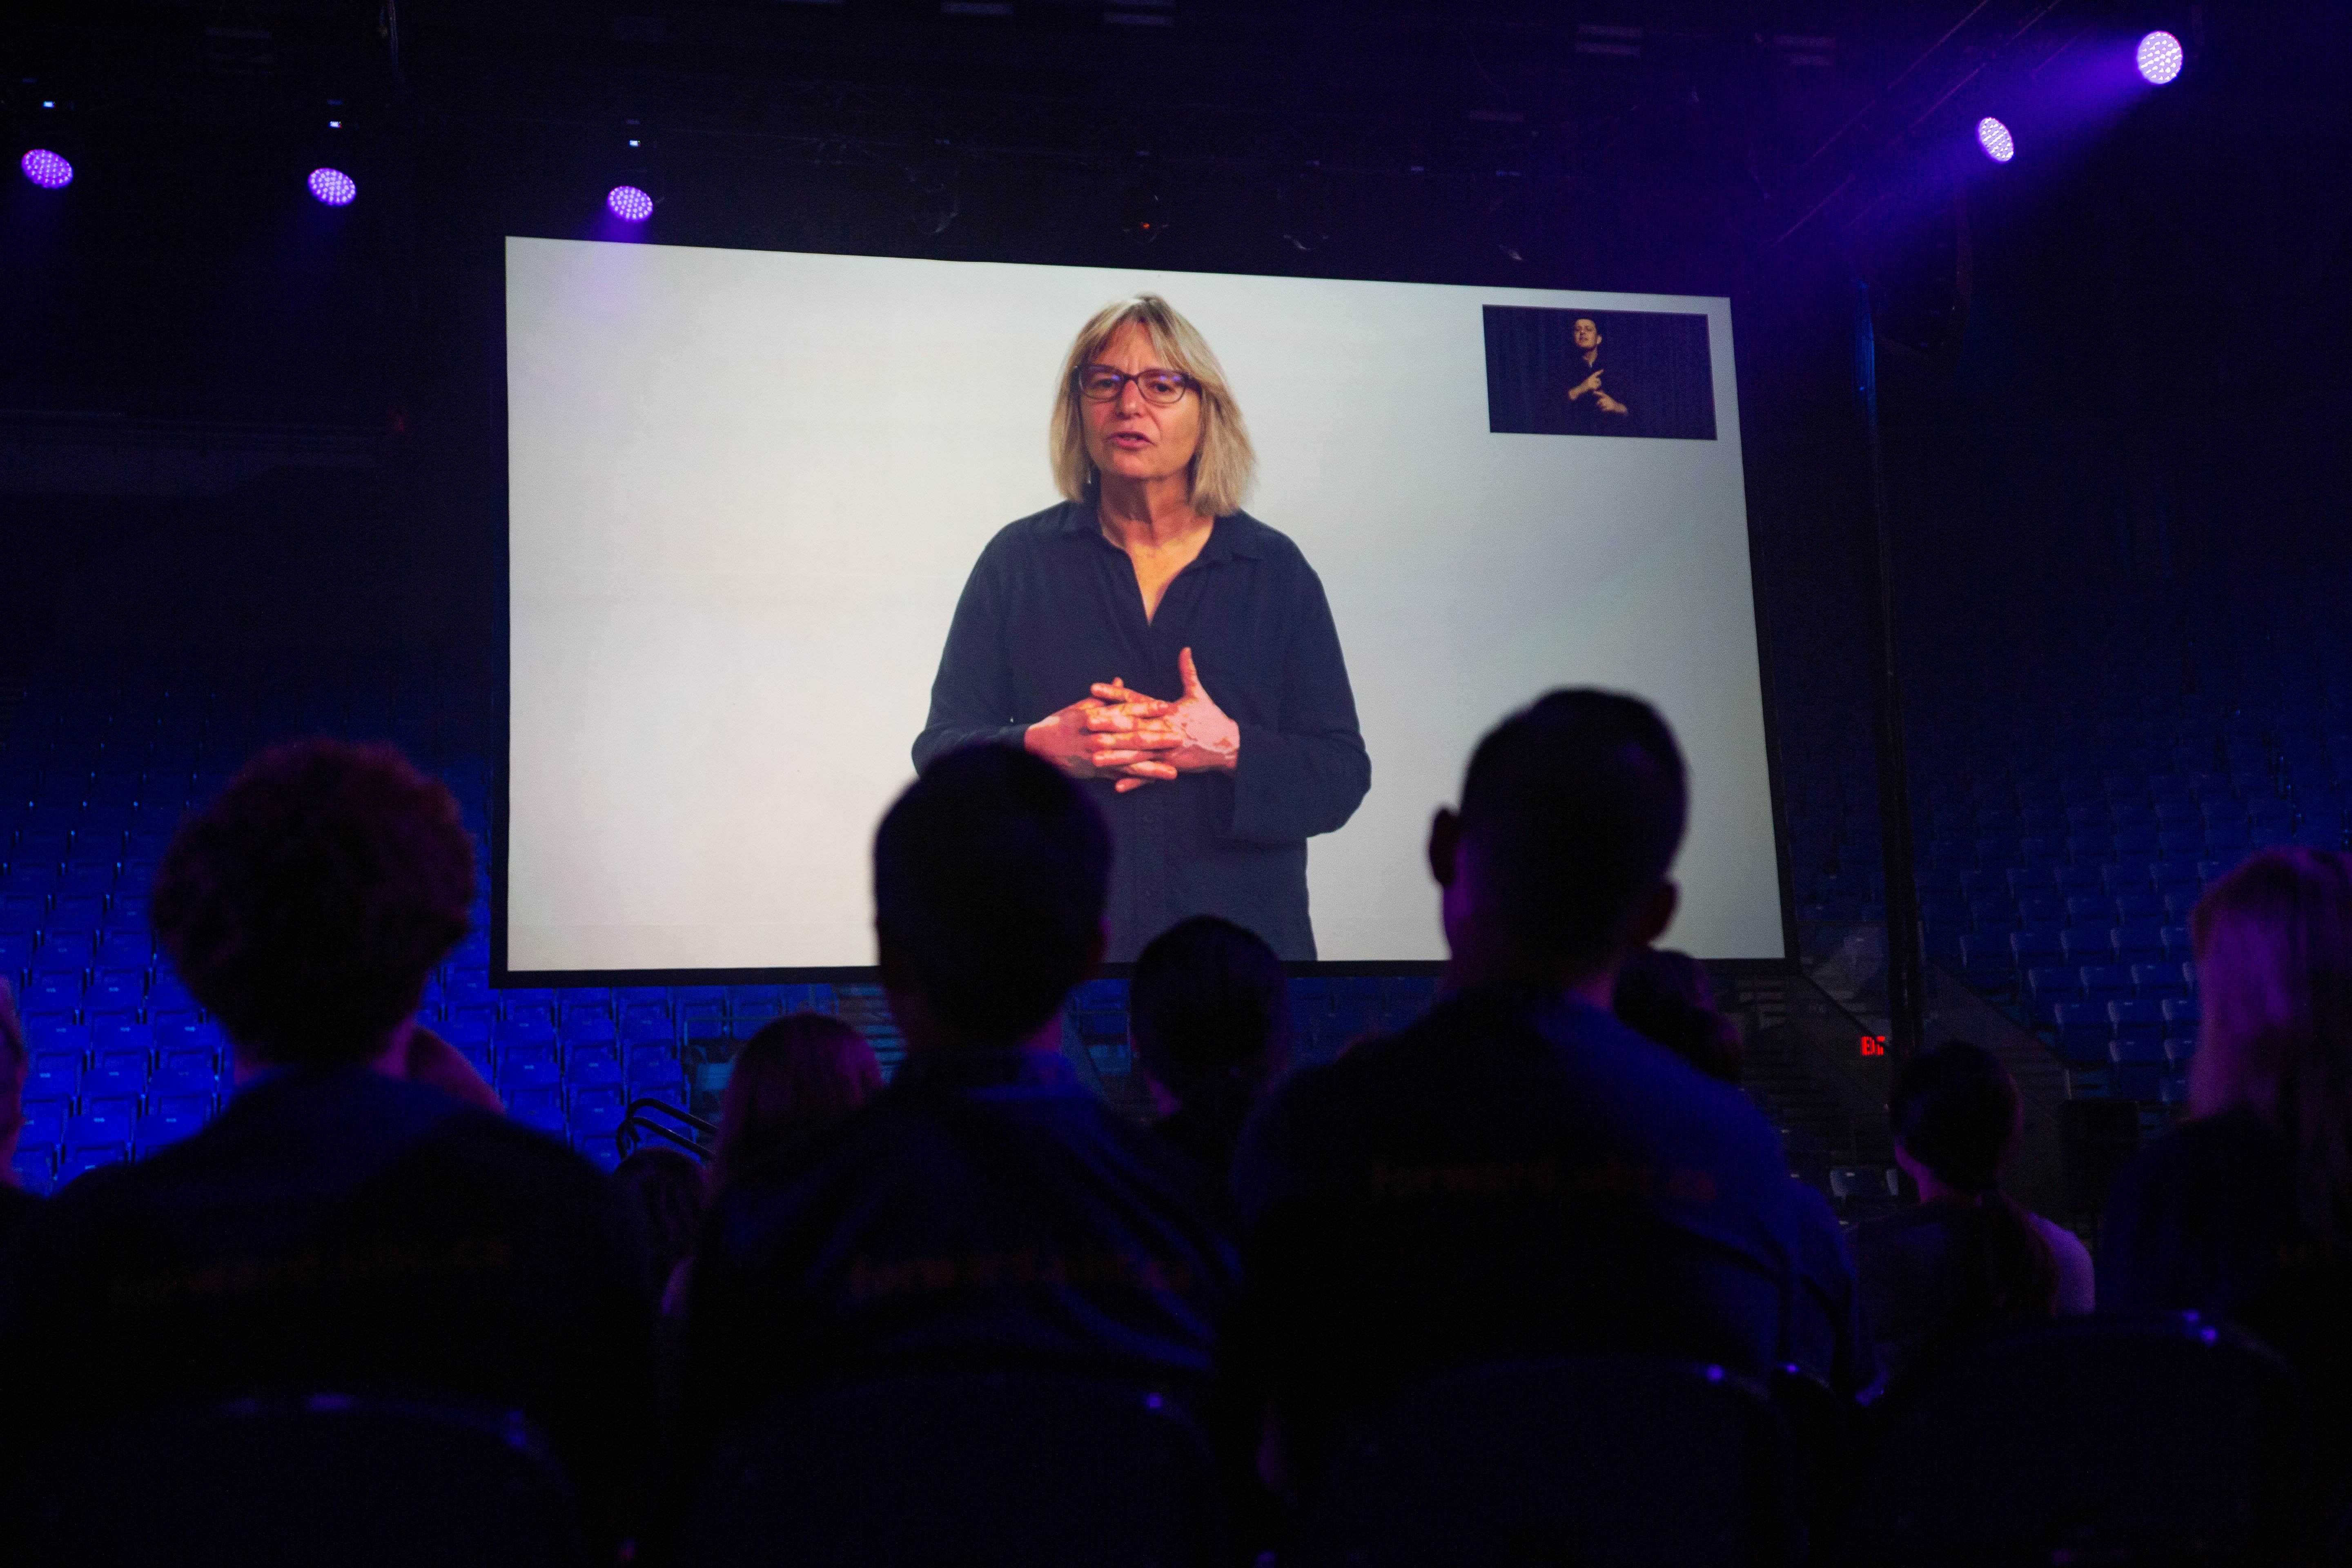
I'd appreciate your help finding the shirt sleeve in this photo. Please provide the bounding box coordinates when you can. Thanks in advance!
[1227,560,1371,844]
[913,539,1032,771]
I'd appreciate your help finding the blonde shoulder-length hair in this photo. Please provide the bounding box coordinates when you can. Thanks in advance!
[1049,294,1257,519]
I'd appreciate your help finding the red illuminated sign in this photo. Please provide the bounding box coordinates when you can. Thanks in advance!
[1860,1036,1886,1057]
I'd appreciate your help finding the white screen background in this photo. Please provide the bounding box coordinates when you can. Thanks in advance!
[505,238,1782,971]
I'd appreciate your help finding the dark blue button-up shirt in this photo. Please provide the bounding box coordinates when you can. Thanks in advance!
[913,502,1370,960]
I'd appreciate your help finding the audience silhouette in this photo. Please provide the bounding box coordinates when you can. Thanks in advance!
[1613,944,1744,1085]
[1854,1042,2093,1388]
[674,744,1239,1490]
[1130,914,1292,1184]
[2102,846,2352,1500]
[0,741,657,1557]
[4,713,2346,1560]
[1231,690,1872,1494]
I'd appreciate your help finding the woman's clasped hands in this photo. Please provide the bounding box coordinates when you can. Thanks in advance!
[1025,646,1240,794]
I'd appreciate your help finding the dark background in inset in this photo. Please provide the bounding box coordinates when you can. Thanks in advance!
[1483,305,1717,440]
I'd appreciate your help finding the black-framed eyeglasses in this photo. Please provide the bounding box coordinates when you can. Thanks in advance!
[1074,364,1197,405]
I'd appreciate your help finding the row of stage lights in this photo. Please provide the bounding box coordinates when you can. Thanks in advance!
[15,146,640,222]
[14,33,2187,204]
[15,149,360,205]
[1976,31,2184,165]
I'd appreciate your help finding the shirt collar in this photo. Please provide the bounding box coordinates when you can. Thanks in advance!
[1057,501,1263,563]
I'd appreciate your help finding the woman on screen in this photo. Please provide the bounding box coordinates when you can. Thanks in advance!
[912,293,1370,962]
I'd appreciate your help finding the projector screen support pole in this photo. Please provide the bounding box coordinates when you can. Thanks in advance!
[1851,274,1928,1067]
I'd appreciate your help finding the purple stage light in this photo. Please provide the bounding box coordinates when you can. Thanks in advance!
[1976,116,2016,164]
[20,149,73,189]
[2136,31,2184,85]
[307,167,357,207]
[606,185,654,223]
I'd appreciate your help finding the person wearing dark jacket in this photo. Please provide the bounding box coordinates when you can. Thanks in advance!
[1232,691,1871,1493]
[2102,849,2352,1505]
[912,292,1369,960]
[0,741,656,1560]
[678,744,1239,1483]
[1853,1044,2093,1390]
[1132,915,1294,1186]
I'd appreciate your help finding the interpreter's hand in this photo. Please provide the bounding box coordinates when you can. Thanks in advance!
[1569,370,1602,400]
[1025,696,1120,779]
[1087,647,1241,794]
[1596,391,1628,416]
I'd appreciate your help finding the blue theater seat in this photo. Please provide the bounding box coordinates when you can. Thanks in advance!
[566,1045,622,1089]
[1966,896,2011,928]
[2114,889,2168,922]
[152,1049,219,1095]
[2064,894,2117,925]
[2051,1002,2114,1066]
[498,1013,556,1045]
[25,1050,80,1099]
[2019,835,2067,866]
[2059,927,2114,962]
[437,1015,492,1048]
[84,1052,149,1098]
[2018,895,2067,930]
[2009,928,2064,968]
[87,967,147,1011]
[444,970,493,1007]
[570,1087,626,1135]
[2160,925,2194,957]
[60,1142,128,1185]
[2108,1036,2169,1100]
[2078,964,2134,1002]
[621,1015,675,1045]
[74,1097,139,1143]
[11,1147,56,1195]
[93,930,150,968]
[22,969,84,1013]
[499,1044,559,1089]
[2112,925,2165,963]
[626,1046,684,1089]
[2109,998,2165,1051]
[507,1087,564,1134]
[19,1097,68,1151]
[50,894,105,930]
[560,1014,617,1045]
[2049,866,2101,898]
[574,1134,622,1171]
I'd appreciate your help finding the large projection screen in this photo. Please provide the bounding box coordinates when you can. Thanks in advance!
[504,237,1783,974]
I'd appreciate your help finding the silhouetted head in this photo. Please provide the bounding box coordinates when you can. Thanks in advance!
[711,1011,882,1191]
[876,744,1111,1048]
[1431,690,1686,986]
[1614,947,1742,1085]
[2189,848,2352,1251]
[1130,915,1292,1109]
[1889,1042,2021,1195]
[153,739,472,1069]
